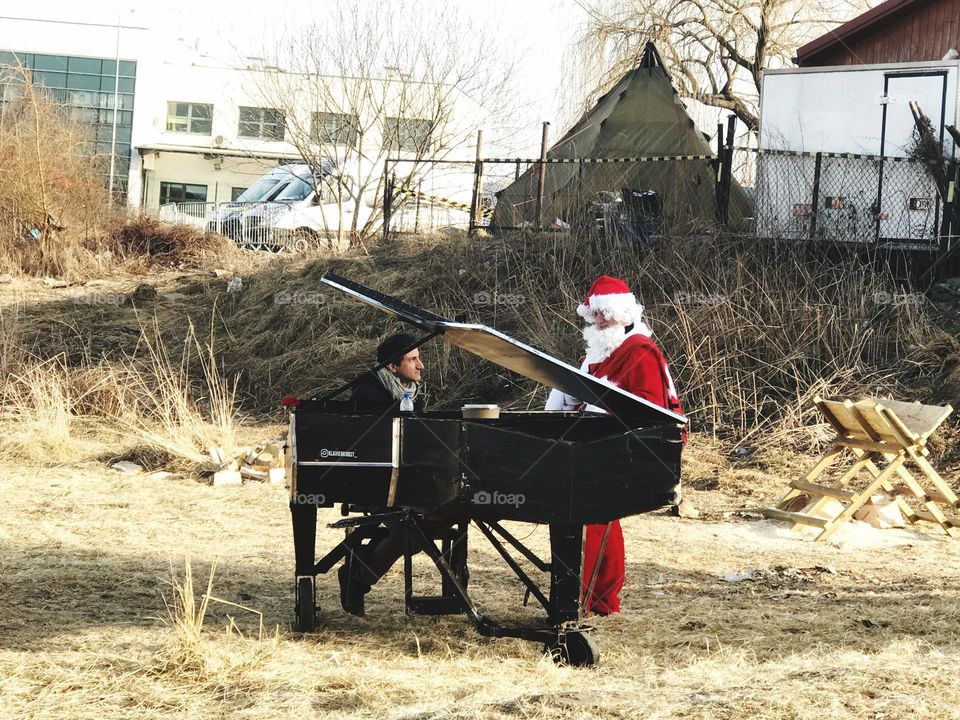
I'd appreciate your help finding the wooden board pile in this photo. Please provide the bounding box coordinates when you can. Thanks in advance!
[209,443,286,486]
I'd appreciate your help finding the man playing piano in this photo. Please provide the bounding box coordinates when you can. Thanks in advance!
[350,332,425,408]
[339,332,432,615]
[545,275,682,615]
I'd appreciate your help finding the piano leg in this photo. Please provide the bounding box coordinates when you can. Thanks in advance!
[401,512,599,666]
[548,523,584,624]
[291,500,318,631]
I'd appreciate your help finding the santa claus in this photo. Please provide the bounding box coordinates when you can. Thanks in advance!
[545,275,681,615]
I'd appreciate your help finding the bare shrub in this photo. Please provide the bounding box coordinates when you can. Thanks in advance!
[109,214,241,267]
[0,65,112,278]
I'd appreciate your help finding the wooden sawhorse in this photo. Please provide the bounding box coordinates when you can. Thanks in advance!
[762,397,957,542]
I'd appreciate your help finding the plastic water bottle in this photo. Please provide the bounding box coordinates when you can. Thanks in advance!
[400,392,414,412]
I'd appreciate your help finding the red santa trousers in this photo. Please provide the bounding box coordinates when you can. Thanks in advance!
[582,520,625,615]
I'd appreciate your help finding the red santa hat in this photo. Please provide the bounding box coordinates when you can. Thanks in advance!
[576,275,646,326]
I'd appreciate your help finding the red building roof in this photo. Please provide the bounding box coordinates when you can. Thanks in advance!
[796,0,958,67]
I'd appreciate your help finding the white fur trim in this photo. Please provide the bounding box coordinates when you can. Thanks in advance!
[577,292,646,328]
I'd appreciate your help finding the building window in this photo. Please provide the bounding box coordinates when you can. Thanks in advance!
[159,181,208,205]
[231,187,248,201]
[385,116,432,153]
[166,102,212,134]
[238,106,285,141]
[311,111,359,146]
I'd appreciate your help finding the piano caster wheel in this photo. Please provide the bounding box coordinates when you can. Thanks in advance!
[548,631,600,667]
[294,577,316,632]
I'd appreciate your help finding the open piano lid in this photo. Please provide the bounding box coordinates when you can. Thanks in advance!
[321,273,687,425]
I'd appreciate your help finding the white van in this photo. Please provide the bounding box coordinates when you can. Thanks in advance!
[207,164,308,238]
[238,163,374,249]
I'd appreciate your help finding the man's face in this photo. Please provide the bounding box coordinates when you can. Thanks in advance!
[593,311,623,330]
[388,349,424,383]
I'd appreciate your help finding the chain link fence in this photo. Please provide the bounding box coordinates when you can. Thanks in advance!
[384,159,478,233]
[382,154,758,240]
[741,148,957,249]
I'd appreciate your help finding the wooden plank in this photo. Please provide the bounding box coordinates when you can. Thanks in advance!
[851,402,884,442]
[875,399,951,441]
[815,396,848,436]
[789,478,854,500]
[802,446,844,484]
[832,437,900,454]
[911,508,951,526]
[852,401,903,444]
[761,508,828,528]
[818,398,874,440]
[907,450,960,505]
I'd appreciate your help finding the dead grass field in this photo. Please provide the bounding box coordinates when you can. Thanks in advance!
[2,432,960,720]
[2,247,960,719]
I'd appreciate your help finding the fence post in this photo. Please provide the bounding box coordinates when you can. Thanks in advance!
[578,158,585,233]
[717,115,736,227]
[714,122,725,225]
[535,121,550,229]
[469,129,483,234]
[382,159,392,242]
[414,178,422,235]
[810,152,823,241]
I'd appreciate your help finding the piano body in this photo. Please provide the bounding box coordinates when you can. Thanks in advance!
[287,273,686,666]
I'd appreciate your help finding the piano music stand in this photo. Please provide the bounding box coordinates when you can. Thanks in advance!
[761,397,958,542]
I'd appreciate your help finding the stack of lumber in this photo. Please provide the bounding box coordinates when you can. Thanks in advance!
[209,443,286,486]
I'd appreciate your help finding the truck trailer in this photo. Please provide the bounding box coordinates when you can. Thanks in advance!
[757,59,959,247]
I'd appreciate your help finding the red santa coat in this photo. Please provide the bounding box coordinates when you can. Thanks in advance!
[580,332,679,615]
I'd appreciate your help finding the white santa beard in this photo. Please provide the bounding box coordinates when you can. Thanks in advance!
[582,324,628,365]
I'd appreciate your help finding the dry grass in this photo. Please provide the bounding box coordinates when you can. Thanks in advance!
[0,68,245,281]
[216,231,953,453]
[1,447,959,719]
[0,295,243,470]
[111,317,242,470]
[0,66,112,279]
[109,214,243,269]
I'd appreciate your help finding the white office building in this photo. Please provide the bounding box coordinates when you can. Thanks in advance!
[0,13,482,218]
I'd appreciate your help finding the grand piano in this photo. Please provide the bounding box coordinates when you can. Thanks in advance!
[287,273,686,665]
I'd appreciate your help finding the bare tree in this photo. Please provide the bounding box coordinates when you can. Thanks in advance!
[247,2,517,247]
[573,0,872,132]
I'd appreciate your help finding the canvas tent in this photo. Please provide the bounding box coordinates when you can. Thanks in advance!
[490,42,751,233]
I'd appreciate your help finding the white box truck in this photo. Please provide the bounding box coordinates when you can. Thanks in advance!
[757,59,959,246]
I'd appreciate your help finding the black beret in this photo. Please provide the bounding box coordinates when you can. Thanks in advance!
[377,332,417,365]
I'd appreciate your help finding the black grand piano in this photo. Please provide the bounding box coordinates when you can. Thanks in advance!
[287,273,686,665]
